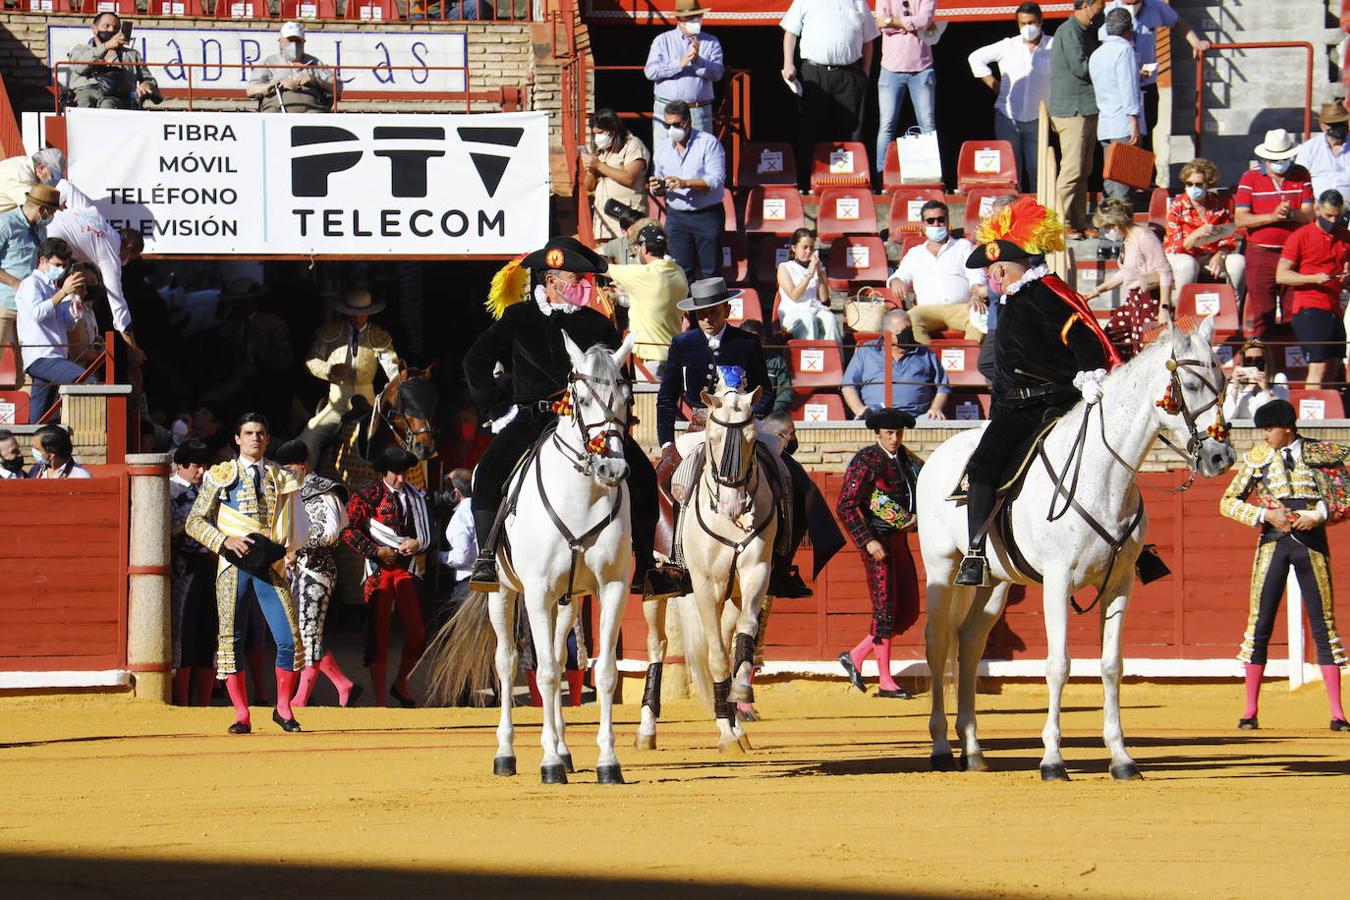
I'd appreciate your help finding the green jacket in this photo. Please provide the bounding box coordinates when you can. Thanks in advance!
[1049,14,1099,118]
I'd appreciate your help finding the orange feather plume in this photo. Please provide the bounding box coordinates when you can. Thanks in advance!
[973,197,1066,256]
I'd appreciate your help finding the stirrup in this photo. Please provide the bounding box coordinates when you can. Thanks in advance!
[955,553,989,587]
[468,558,500,593]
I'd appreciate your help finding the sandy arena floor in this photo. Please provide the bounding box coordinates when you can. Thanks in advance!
[1,678,1346,898]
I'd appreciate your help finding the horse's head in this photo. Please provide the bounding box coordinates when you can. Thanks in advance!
[1152,315,1236,478]
[699,378,761,520]
[561,332,635,488]
[381,364,439,461]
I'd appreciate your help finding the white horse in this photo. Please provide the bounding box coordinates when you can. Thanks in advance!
[638,381,778,753]
[425,334,636,784]
[917,318,1235,780]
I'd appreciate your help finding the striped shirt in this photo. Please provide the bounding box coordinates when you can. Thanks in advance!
[1234,165,1313,247]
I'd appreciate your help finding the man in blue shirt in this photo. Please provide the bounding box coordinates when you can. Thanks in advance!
[1099,0,1209,150]
[644,0,724,145]
[650,99,726,284]
[842,308,950,420]
[1089,7,1142,200]
[0,184,57,389]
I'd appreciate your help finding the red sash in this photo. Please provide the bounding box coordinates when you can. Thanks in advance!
[1040,273,1123,368]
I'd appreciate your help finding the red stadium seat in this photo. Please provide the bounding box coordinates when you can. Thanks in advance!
[786,340,845,394]
[790,392,846,423]
[0,391,29,427]
[151,0,207,14]
[956,140,1018,193]
[721,233,748,285]
[962,189,1029,235]
[1174,283,1238,341]
[928,339,986,387]
[727,287,763,327]
[280,0,339,19]
[742,185,806,237]
[946,390,991,421]
[816,187,877,242]
[1290,389,1346,421]
[81,0,136,13]
[28,0,77,10]
[1147,187,1170,231]
[736,141,797,187]
[887,187,946,236]
[756,239,794,290]
[825,236,889,292]
[217,0,274,17]
[346,0,400,19]
[721,191,740,233]
[881,140,943,192]
[809,142,871,192]
[0,348,15,386]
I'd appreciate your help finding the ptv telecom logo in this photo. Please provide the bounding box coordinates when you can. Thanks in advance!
[289,124,525,199]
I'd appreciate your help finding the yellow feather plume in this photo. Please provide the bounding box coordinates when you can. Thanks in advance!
[485,257,528,320]
[973,197,1066,256]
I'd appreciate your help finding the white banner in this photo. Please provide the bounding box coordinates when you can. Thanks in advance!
[66,109,550,256]
[49,26,468,94]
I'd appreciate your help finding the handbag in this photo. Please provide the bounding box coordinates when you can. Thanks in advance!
[896,128,942,185]
[844,286,888,332]
[1102,141,1157,191]
[221,531,287,577]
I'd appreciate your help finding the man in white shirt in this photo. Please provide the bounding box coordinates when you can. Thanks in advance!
[886,201,988,341]
[0,428,27,478]
[968,2,1054,192]
[780,0,879,188]
[16,237,94,424]
[1296,101,1350,204]
[29,424,92,479]
[441,468,477,606]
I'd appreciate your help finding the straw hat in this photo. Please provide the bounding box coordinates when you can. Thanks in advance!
[1253,129,1299,161]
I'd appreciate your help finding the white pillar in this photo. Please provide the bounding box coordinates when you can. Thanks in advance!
[126,452,173,701]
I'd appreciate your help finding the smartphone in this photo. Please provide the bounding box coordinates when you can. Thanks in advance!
[121,21,133,40]
[1140,63,1158,77]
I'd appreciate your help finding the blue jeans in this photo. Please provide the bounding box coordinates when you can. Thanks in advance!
[875,67,936,173]
[27,356,93,424]
[994,110,1039,193]
[666,204,723,283]
[652,98,714,146]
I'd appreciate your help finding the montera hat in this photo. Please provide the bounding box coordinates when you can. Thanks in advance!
[1318,100,1350,125]
[173,438,213,467]
[1253,399,1297,429]
[372,446,419,474]
[271,439,310,466]
[329,287,386,316]
[520,236,608,275]
[677,275,741,312]
[864,407,916,431]
[1253,128,1299,161]
[672,0,710,17]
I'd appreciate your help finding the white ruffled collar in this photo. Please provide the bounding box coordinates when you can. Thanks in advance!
[1002,264,1051,297]
[534,284,578,316]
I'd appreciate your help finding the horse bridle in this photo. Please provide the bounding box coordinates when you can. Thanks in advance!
[552,371,630,474]
[377,378,434,453]
[1156,347,1228,477]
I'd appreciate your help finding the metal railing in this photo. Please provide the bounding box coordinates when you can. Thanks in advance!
[1193,42,1315,156]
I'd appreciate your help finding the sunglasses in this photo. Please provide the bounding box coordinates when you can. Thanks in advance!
[1184,180,1207,187]
[923,216,947,224]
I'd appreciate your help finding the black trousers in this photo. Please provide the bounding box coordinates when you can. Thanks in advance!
[1141,82,1159,153]
[666,205,723,284]
[967,401,1059,487]
[1240,533,1343,667]
[799,60,867,188]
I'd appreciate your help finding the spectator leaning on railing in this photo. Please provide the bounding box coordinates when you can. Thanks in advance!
[1276,189,1350,391]
[968,2,1053,193]
[842,307,950,420]
[67,13,159,110]
[644,0,724,145]
[247,22,337,114]
[0,183,60,389]
[0,148,65,213]
[17,237,100,425]
[0,428,25,479]
[1162,158,1244,296]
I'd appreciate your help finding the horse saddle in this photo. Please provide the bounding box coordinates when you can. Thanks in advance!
[948,418,1059,503]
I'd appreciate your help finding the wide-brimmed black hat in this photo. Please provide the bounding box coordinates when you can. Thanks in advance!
[678,276,741,312]
[271,439,309,466]
[373,446,419,473]
[521,236,608,275]
[222,532,286,577]
[965,239,1035,269]
[864,407,916,431]
[173,438,213,467]
[1253,399,1297,429]
[329,288,385,316]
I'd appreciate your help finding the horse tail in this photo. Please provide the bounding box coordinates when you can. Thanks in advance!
[675,594,715,711]
[418,590,509,707]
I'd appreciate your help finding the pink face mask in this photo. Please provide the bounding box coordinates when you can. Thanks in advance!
[558,277,594,307]
[986,267,1003,296]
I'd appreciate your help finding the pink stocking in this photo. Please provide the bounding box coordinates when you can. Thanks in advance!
[293,667,319,708]
[875,638,900,692]
[317,652,355,706]
[274,667,298,721]
[224,672,250,725]
[1244,663,1265,719]
[849,635,875,672]
[1322,665,1345,721]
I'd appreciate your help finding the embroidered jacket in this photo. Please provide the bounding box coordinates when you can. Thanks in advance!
[342,480,433,578]
[297,474,348,567]
[836,443,922,549]
[185,457,301,573]
[1219,440,1350,528]
[305,320,401,419]
[170,473,211,571]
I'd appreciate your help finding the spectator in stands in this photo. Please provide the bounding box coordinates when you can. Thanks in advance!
[29,424,91,479]
[1049,0,1105,237]
[1295,101,1350,204]
[873,0,937,176]
[247,22,337,114]
[410,0,482,20]
[18,237,97,424]
[0,183,58,388]
[1235,129,1315,338]
[842,307,950,419]
[740,319,793,413]
[886,200,988,342]
[0,428,25,479]
[780,0,879,185]
[1222,339,1288,421]
[1084,197,1173,319]
[1089,7,1142,201]
[1100,1,1209,147]
[67,13,159,110]
[606,223,688,381]
[776,228,840,342]
[601,205,657,265]
[650,99,726,283]
[0,148,65,213]
[644,0,724,145]
[583,110,650,244]
[1277,189,1350,390]
[1163,158,1245,296]
[968,2,1053,193]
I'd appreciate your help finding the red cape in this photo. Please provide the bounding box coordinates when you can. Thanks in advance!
[1040,273,1123,368]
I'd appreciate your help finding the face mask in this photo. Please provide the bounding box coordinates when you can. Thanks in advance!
[683,20,702,35]
[1,456,24,474]
[593,132,613,151]
[285,42,302,61]
[986,271,1003,295]
[1266,159,1292,175]
[924,225,949,243]
[1318,216,1339,234]
[45,265,66,283]
[31,447,46,466]
[668,126,688,144]
[96,29,117,45]
[895,327,917,347]
[1185,185,1207,202]
[1329,124,1349,142]
[557,277,593,307]
[783,437,799,456]
[1020,24,1042,41]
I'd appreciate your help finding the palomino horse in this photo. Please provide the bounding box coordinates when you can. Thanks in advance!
[916,318,1235,780]
[425,334,636,784]
[639,379,777,754]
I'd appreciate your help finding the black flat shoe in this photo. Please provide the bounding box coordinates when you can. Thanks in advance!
[837,652,866,693]
[389,683,416,708]
[272,709,302,733]
[768,565,812,599]
[877,688,913,699]
[227,720,251,735]
[1332,718,1350,732]
[643,566,689,601]
[339,683,364,708]
[1237,716,1259,730]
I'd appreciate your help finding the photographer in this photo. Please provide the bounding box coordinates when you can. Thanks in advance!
[246,22,337,114]
[1222,339,1288,421]
[67,13,159,110]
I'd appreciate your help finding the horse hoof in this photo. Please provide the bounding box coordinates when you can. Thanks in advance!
[559,753,575,774]
[1110,762,1143,781]
[962,753,987,773]
[930,751,957,772]
[596,764,625,785]
[492,756,516,777]
[1039,763,1071,782]
[540,763,569,784]
[718,739,747,756]
[634,732,657,751]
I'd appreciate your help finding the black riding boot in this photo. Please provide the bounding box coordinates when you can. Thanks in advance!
[957,482,995,587]
[469,508,500,592]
